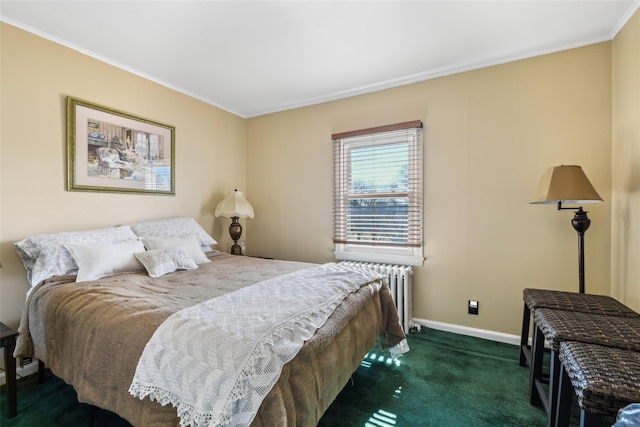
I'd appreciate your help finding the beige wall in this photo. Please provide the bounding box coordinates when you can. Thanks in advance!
[3,17,634,339]
[247,43,613,336]
[612,10,640,311]
[0,23,247,327]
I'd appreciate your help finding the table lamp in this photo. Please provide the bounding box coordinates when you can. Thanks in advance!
[215,189,254,255]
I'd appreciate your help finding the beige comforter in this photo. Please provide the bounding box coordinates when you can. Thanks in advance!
[16,253,406,426]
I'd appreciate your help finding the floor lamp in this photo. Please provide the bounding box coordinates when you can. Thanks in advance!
[530,165,602,293]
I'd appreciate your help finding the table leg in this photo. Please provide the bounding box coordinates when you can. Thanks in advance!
[4,339,17,417]
[38,360,45,383]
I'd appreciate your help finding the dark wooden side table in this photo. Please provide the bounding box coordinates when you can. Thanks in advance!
[0,322,18,418]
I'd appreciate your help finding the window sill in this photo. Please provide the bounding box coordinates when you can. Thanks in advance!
[334,250,424,267]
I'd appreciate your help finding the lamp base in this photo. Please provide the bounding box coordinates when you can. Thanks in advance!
[228,216,243,255]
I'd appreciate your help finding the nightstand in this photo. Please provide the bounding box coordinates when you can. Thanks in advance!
[0,322,18,418]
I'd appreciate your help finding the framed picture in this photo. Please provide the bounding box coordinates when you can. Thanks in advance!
[67,96,175,195]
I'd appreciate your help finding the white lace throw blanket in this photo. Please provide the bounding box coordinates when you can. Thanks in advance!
[129,263,384,427]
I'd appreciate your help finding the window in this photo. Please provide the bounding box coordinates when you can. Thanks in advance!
[332,120,424,266]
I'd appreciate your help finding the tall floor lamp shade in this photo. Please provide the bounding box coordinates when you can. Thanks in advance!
[530,165,602,293]
[214,189,254,255]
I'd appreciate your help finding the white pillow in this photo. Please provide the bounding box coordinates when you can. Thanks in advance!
[141,234,210,265]
[135,247,198,278]
[65,240,146,282]
[15,225,139,285]
[130,217,217,250]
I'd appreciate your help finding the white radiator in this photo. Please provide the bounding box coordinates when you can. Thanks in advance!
[341,261,413,332]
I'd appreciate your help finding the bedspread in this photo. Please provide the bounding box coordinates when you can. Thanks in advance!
[15,253,406,427]
[130,263,385,427]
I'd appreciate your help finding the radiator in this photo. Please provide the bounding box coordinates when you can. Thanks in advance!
[341,261,413,332]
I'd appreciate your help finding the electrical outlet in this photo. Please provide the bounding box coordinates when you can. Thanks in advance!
[468,300,479,315]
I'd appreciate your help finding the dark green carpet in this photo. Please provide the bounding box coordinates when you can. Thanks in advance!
[1,328,555,426]
[319,327,547,427]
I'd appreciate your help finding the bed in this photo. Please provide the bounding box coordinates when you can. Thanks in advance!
[13,218,407,427]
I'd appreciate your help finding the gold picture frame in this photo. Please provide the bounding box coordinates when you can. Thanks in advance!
[67,96,175,195]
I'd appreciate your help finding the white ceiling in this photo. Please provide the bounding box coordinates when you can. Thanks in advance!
[1,1,638,118]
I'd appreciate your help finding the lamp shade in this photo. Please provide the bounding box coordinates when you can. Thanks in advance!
[214,190,254,218]
[529,165,602,205]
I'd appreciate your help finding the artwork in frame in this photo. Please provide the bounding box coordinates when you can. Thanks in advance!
[67,96,175,195]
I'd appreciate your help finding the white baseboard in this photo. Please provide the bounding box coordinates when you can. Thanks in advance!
[0,360,39,386]
[412,317,521,346]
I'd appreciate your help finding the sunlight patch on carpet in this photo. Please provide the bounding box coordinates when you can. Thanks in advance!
[393,385,402,399]
[365,409,397,427]
[363,351,402,367]
[361,351,402,427]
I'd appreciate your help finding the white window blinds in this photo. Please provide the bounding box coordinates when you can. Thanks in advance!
[333,121,423,249]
